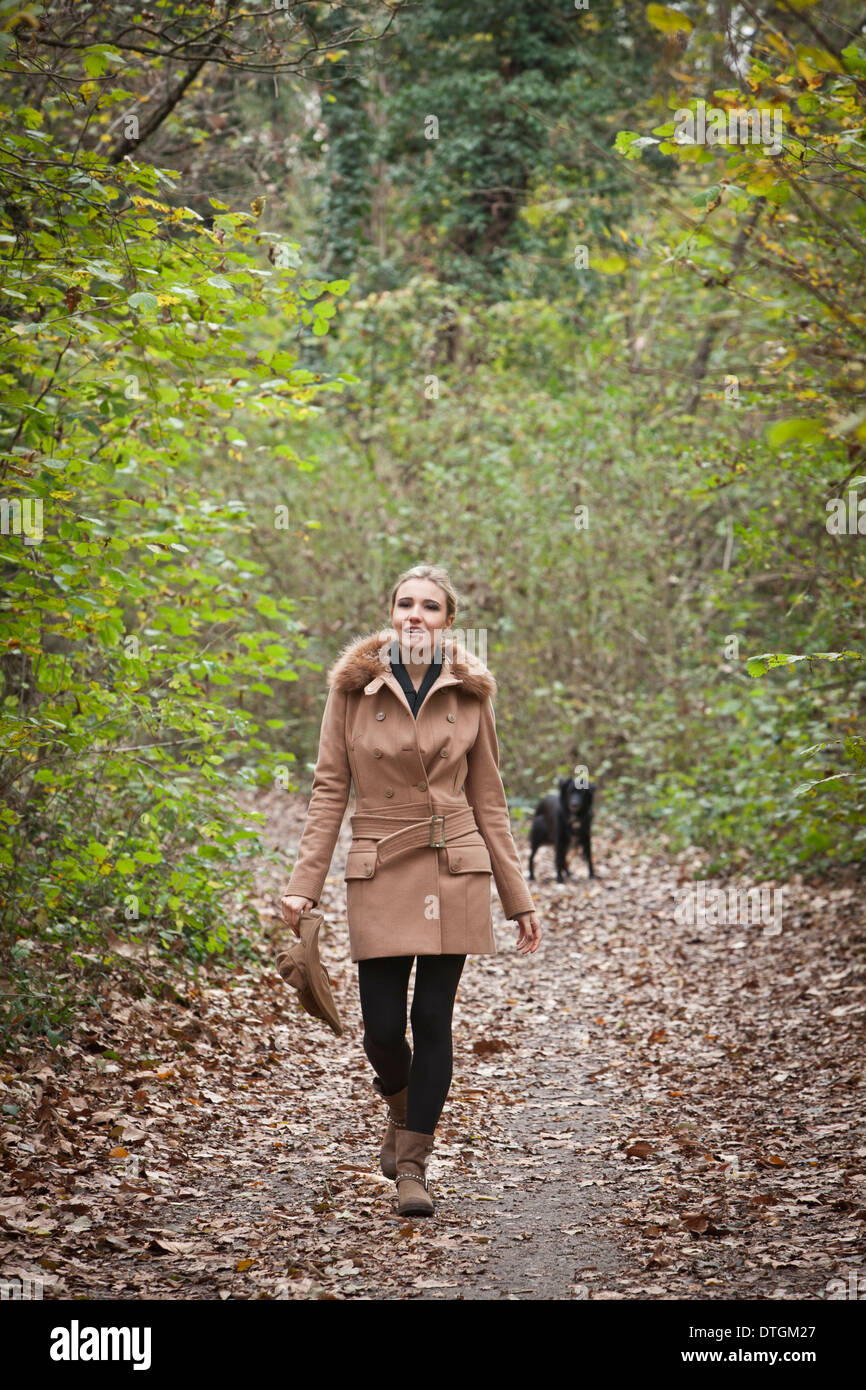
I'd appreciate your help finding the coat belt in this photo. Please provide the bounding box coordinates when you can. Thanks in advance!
[350,806,480,864]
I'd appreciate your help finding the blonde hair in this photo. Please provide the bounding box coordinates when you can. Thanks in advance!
[388,564,459,624]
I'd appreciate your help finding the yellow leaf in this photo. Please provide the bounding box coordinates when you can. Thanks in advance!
[646,4,692,35]
[796,42,843,73]
[768,348,796,371]
[236,1258,255,1272]
[746,169,778,195]
[765,33,792,57]
[593,253,628,274]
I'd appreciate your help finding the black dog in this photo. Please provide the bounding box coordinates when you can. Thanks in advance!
[528,777,595,882]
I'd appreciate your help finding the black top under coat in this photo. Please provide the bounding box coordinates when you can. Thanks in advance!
[390,653,442,718]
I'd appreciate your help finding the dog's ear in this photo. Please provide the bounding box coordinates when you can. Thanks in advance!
[557,777,570,791]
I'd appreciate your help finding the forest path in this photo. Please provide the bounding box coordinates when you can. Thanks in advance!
[1,791,862,1301]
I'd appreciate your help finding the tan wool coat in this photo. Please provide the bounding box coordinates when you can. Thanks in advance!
[285,627,536,961]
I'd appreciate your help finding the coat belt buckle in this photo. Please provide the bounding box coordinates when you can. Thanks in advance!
[429,814,446,848]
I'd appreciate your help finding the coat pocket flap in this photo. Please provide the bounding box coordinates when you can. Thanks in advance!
[446,844,492,873]
[345,849,377,879]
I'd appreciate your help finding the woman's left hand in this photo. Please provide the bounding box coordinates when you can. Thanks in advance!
[514,910,542,955]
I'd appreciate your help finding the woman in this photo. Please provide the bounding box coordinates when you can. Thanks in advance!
[279,564,541,1218]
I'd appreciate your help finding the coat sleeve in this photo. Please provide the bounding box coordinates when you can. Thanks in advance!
[464,695,536,920]
[285,684,351,906]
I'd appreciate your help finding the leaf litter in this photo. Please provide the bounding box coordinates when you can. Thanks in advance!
[1,789,863,1300]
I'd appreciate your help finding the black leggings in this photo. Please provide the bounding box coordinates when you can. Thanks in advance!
[357,953,466,1136]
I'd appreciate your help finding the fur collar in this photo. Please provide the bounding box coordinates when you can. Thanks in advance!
[327,627,497,701]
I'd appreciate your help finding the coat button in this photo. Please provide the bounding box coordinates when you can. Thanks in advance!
[384,787,394,797]
[446,713,456,722]
[366,865,374,877]
[376,711,386,720]
[453,856,462,868]
[439,748,448,757]
[373,748,382,757]
[415,781,426,790]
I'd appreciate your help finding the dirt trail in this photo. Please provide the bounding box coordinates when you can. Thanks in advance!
[1,790,863,1301]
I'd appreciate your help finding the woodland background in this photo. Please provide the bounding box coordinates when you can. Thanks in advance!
[1,0,865,1049]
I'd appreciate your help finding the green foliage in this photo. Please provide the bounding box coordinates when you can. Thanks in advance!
[599,0,866,873]
[311,0,668,297]
[746,649,865,813]
[0,51,350,1047]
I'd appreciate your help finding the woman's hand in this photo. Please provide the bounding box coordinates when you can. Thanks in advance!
[514,910,542,955]
[279,893,315,936]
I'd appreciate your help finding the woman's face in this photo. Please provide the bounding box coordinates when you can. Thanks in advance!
[390,579,454,652]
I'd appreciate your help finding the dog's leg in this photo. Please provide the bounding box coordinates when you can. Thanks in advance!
[579,820,594,878]
[555,825,568,883]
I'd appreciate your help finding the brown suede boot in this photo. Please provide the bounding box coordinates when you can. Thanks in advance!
[372,1077,409,1179]
[394,1128,435,1218]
